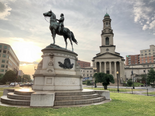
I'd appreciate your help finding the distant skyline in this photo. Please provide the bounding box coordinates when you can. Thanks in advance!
[0,0,155,76]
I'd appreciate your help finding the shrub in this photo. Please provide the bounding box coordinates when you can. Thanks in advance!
[82,81,87,85]
[127,79,133,86]
[86,80,93,85]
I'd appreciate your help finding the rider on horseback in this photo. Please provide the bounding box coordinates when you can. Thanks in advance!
[57,13,64,33]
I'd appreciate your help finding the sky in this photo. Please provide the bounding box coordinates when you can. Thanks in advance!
[0,0,155,77]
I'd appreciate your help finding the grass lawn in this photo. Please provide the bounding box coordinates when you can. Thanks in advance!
[143,91,155,95]
[84,87,145,92]
[0,87,20,91]
[0,91,155,116]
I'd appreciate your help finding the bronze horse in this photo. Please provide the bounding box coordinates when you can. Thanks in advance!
[43,10,77,51]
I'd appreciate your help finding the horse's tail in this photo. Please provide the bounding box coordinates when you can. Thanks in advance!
[71,32,78,45]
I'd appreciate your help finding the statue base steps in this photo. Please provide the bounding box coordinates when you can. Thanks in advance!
[0,89,110,107]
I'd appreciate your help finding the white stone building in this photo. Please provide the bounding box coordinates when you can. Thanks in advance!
[92,13,125,82]
[0,43,19,75]
[125,63,155,81]
[80,67,94,81]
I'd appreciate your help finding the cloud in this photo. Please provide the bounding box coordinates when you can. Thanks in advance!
[0,2,12,20]
[131,0,155,32]
[142,24,148,30]
[20,61,39,65]
[149,20,155,29]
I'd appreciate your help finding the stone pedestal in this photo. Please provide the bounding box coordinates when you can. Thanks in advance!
[30,92,55,107]
[32,44,83,91]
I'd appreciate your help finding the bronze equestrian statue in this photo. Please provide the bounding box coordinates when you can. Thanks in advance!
[43,10,78,51]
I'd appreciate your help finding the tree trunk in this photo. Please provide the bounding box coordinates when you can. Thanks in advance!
[104,85,107,90]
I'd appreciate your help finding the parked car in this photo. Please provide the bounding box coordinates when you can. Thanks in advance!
[9,82,18,86]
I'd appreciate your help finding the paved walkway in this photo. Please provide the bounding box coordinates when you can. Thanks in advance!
[84,85,155,96]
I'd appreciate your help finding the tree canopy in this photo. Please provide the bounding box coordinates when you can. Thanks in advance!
[23,74,32,82]
[93,72,115,89]
[1,70,16,83]
[147,68,155,84]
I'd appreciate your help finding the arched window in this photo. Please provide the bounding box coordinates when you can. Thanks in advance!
[105,37,109,45]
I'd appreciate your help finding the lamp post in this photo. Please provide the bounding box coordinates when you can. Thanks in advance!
[117,71,119,93]
[131,71,135,89]
[144,69,148,96]
[93,67,97,88]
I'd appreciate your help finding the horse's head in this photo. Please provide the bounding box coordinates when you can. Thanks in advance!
[43,10,52,17]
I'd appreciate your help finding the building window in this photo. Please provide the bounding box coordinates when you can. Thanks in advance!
[0,50,1,53]
[6,65,8,68]
[0,45,2,48]
[3,50,6,53]
[149,50,150,52]
[0,69,4,72]
[2,54,6,58]
[105,37,109,45]
[83,74,85,76]
[2,60,5,63]
[1,64,5,68]
[149,53,151,55]
[3,46,7,49]
[145,54,147,55]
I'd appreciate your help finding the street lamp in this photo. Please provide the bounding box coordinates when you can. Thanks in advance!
[131,71,135,89]
[144,69,148,96]
[93,67,97,88]
[117,71,119,93]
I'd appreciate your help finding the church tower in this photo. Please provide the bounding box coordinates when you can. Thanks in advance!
[92,13,125,83]
[100,13,115,54]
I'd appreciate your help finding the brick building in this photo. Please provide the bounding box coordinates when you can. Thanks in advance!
[126,54,140,65]
[126,45,155,66]
[77,60,90,68]
[139,45,155,64]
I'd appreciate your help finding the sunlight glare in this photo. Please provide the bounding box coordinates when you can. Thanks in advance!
[12,38,42,62]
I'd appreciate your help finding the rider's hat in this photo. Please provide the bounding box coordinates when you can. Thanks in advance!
[60,13,64,17]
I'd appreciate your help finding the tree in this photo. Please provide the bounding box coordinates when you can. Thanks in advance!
[140,74,146,84]
[127,79,133,86]
[93,72,115,89]
[0,74,4,83]
[147,68,155,84]
[1,70,16,83]
[16,75,22,82]
[23,74,32,82]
